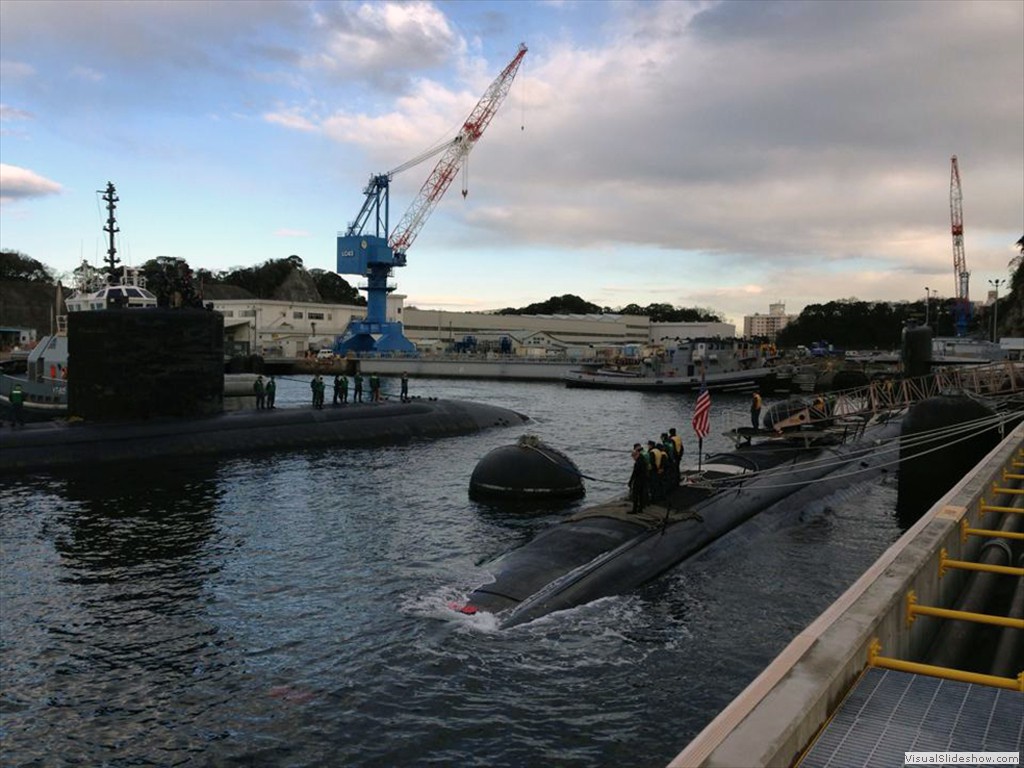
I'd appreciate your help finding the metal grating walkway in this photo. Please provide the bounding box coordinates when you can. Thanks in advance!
[799,667,1023,767]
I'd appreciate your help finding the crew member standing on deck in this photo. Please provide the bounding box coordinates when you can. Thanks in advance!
[400,372,409,403]
[628,443,648,514]
[669,427,683,472]
[369,372,381,402]
[353,372,363,403]
[266,376,276,409]
[646,440,665,502]
[339,374,348,404]
[751,390,762,431]
[660,433,679,488]
[253,375,266,410]
[333,375,343,405]
[10,383,25,428]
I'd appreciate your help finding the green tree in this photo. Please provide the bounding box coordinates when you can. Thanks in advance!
[0,250,54,282]
[309,269,365,305]
[139,256,203,308]
[495,294,603,315]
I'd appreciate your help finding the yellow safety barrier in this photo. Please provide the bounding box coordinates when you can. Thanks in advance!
[961,519,1024,543]
[978,497,1024,517]
[938,548,1024,578]
[991,483,1024,495]
[905,590,1024,630]
[868,639,1024,692]
[1002,469,1024,481]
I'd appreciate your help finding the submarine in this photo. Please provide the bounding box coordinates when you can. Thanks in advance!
[455,411,909,628]
[0,398,527,474]
[0,305,528,474]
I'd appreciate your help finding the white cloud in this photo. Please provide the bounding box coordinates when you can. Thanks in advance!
[0,164,63,204]
[70,65,104,82]
[0,103,34,122]
[264,110,319,132]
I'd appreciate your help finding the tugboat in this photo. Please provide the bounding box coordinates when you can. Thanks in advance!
[0,183,158,422]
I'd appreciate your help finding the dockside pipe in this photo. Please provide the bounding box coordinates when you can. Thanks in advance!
[924,494,1024,670]
[990,552,1024,680]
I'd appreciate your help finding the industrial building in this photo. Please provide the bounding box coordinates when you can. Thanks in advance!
[207,294,738,359]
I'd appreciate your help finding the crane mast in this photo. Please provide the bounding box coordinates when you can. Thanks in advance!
[335,44,527,354]
[950,155,971,337]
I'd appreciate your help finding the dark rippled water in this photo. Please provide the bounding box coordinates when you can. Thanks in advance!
[0,378,903,766]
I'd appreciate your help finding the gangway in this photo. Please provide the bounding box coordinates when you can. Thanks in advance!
[728,361,1024,445]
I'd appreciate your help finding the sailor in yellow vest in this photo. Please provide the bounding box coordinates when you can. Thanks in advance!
[646,440,666,502]
[751,390,762,430]
[668,427,683,475]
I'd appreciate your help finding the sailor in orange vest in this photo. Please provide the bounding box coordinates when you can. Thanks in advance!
[751,390,762,430]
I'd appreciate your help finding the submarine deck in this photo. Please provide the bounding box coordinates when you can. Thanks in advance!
[0,399,528,473]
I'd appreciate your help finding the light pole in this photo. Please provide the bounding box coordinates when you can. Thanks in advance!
[989,279,1005,343]
[924,287,930,326]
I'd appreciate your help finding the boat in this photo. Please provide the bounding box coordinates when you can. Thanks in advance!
[454,409,907,628]
[563,338,790,393]
[0,265,158,422]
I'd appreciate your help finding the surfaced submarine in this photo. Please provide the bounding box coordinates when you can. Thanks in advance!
[0,399,528,474]
[456,413,907,628]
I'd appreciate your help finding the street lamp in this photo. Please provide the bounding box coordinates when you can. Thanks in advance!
[989,279,1005,343]
[924,287,930,326]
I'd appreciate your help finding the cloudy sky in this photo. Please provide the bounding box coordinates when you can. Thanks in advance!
[1,0,1021,326]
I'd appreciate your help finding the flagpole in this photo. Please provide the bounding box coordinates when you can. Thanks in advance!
[691,363,710,473]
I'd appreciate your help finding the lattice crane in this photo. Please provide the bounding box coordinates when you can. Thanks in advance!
[335,44,528,353]
[950,155,971,336]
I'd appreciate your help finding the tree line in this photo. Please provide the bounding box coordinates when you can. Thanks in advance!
[4,236,1022,343]
[0,251,365,308]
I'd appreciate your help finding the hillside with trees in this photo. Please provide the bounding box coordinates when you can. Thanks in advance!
[494,294,722,322]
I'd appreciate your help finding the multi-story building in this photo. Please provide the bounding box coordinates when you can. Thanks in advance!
[743,302,795,341]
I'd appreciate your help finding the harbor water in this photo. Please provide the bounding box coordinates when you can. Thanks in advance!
[0,378,903,767]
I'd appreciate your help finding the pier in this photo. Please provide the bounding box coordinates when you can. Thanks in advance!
[671,422,1024,766]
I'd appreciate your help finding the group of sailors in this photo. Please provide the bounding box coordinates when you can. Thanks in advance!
[253,372,412,410]
[252,375,276,410]
[628,428,684,515]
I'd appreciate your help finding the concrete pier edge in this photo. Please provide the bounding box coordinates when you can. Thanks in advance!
[670,421,1024,768]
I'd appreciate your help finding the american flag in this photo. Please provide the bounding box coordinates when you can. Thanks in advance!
[691,384,711,439]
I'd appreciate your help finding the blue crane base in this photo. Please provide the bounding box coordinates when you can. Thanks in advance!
[335,320,418,355]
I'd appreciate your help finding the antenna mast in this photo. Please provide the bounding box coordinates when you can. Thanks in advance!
[100,182,121,280]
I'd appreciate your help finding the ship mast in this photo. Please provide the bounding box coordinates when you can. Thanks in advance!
[100,182,121,281]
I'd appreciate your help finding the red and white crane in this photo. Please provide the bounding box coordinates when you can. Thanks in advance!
[335,44,528,353]
[950,155,971,336]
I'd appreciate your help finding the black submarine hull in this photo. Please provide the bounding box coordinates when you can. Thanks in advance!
[461,416,905,628]
[0,399,528,474]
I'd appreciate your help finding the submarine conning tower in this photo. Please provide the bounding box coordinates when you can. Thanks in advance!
[68,309,224,422]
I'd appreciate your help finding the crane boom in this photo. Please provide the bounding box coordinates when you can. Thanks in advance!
[334,44,527,354]
[389,43,528,255]
[950,155,971,336]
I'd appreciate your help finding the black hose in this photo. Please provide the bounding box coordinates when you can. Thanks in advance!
[989,552,1024,679]
[924,492,1024,670]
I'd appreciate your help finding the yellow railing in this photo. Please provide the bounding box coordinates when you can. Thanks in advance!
[868,639,1024,692]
